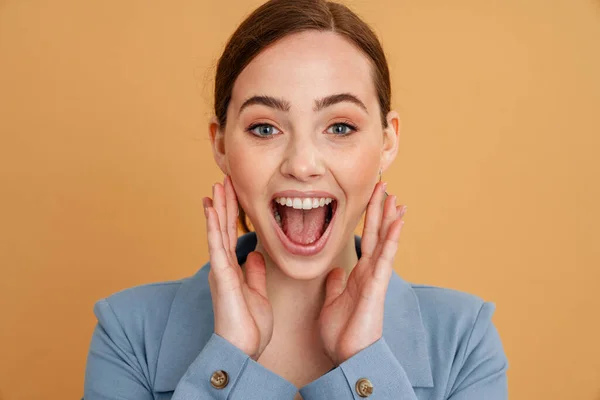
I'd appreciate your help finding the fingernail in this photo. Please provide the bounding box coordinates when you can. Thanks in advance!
[397,205,406,218]
[204,206,208,217]
[382,182,388,191]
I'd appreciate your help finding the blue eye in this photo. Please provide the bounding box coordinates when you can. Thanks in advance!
[247,123,281,138]
[327,122,357,136]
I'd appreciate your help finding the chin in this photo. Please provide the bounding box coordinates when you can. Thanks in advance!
[270,250,338,280]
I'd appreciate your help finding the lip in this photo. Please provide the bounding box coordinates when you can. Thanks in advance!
[271,190,337,201]
[269,195,338,257]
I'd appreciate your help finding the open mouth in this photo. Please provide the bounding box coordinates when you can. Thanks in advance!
[269,196,337,256]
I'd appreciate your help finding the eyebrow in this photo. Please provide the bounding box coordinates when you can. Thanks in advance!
[238,93,368,115]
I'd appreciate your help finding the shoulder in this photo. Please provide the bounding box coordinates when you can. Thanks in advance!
[88,265,215,390]
[410,282,499,355]
[92,279,185,345]
[409,283,507,391]
[96,279,182,321]
[92,264,212,346]
[411,283,494,332]
[101,279,184,311]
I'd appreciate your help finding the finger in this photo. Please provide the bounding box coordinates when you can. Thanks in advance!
[245,251,268,299]
[398,205,407,219]
[208,188,242,274]
[372,202,405,260]
[222,178,243,281]
[213,182,231,262]
[205,206,232,272]
[323,267,347,308]
[373,218,404,283]
[204,196,227,266]
[361,182,387,258]
[378,195,398,244]
[206,206,244,295]
[224,175,239,254]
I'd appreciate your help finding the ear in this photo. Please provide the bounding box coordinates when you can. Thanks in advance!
[380,110,401,173]
[209,116,228,175]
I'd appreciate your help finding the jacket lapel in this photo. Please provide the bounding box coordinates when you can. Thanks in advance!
[153,264,214,392]
[382,272,434,387]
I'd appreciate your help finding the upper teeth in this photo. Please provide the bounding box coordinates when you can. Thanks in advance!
[274,197,333,210]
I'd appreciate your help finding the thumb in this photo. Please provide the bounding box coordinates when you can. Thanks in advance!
[324,267,346,308]
[244,251,268,299]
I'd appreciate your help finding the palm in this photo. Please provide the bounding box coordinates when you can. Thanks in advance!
[319,258,383,365]
[209,253,273,359]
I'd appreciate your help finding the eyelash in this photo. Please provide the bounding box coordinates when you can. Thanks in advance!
[245,121,359,138]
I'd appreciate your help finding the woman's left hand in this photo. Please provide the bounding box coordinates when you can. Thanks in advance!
[319,182,406,366]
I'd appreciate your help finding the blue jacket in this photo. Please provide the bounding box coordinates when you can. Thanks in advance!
[84,233,508,399]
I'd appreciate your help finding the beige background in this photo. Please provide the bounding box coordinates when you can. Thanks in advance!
[1,0,599,399]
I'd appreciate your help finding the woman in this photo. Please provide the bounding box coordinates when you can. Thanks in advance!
[84,0,508,399]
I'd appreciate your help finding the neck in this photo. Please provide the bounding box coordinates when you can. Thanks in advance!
[252,234,359,329]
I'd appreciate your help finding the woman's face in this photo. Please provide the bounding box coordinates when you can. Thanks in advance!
[211,30,398,279]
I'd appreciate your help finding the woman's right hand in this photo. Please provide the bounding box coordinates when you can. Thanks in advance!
[203,175,273,361]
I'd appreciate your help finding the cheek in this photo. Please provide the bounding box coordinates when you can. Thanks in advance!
[331,144,380,231]
[336,141,381,202]
[224,139,275,215]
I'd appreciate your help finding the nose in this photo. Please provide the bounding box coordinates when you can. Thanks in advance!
[279,136,325,182]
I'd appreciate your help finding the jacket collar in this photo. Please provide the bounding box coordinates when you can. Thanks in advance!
[154,233,433,391]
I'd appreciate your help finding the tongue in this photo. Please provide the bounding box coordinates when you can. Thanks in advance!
[280,206,328,245]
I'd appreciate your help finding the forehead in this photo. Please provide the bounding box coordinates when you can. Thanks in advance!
[230,30,377,111]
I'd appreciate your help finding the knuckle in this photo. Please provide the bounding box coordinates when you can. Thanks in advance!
[363,227,378,235]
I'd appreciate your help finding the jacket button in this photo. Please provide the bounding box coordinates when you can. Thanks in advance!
[210,370,229,389]
[355,377,374,397]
